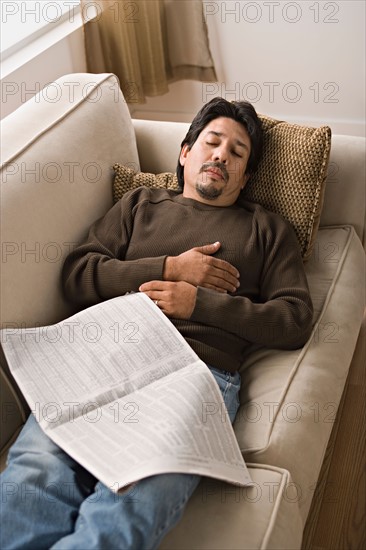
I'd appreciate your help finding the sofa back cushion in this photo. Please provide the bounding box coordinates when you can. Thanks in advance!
[320,134,366,247]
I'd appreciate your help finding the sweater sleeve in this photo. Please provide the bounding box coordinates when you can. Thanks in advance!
[62,189,166,307]
[190,213,313,350]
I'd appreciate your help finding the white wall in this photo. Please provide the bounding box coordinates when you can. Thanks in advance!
[1,27,87,120]
[1,0,365,136]
[132,0,366,136]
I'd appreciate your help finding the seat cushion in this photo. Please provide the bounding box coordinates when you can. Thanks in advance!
[234,225,365,522]
[159,464,303,550]
[0,447,302,549]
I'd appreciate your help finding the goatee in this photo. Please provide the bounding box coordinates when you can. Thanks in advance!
[195,182,223,200]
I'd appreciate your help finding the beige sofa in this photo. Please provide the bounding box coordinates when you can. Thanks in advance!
[1,73,365,549]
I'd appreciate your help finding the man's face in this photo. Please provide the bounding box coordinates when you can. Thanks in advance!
[180,117,251,206]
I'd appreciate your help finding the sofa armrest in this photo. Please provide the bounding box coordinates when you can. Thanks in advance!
[0,73,140,455]
[0,73,139,330]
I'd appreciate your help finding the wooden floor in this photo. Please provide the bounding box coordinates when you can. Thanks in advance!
[303,315,365,550]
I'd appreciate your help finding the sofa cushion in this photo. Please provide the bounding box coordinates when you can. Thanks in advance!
[319,135,366,246]
[113,114,331,261]
[0,450,303,549]
[113,164,179,203]
[159,465,303,550]
[234,225,365,522]
[245,115,331,261]
[0,73,139,330]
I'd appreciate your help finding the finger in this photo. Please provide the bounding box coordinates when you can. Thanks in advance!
[139,290,164,306]
[212,270,240,290]
[204,255,240,275]
[198,263,239,290]
[216,271,240,290]
[195,241,221,255]
[201,277,236,292]
[196,244,240,279]
[139,281,170,292]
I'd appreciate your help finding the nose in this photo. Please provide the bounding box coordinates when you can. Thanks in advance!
[212,145,228,164]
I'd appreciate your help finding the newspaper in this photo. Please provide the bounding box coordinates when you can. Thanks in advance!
[1,292,252,492]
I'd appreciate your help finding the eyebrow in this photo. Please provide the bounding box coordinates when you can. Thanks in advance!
[205,130,249,150]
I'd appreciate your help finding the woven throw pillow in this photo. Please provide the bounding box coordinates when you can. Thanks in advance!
[113,116,331,261]
[244,114,331,261]
[113,164,179,204]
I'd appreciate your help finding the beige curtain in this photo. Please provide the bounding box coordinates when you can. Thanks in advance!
[81,0,217,103]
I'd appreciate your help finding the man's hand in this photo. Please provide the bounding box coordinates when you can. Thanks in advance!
[139,281,197,320]
[163,242,240,293]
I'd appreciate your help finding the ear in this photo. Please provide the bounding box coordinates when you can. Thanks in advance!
[241,172,250,190]
[179,144,190,166]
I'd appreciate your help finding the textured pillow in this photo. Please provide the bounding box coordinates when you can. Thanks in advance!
[244,115,331,261]
[113,115,331,261]
[113,164,179,204]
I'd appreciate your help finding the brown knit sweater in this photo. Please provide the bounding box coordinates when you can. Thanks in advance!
[62,187,313,372]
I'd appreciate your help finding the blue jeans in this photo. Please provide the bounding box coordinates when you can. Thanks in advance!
[0,366,241,550]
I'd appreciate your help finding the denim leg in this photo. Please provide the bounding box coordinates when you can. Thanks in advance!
[207,366,241,424]
[51,473,201,550]
[0,414,96,550]
[52,366,241,550]
[1,366,241,550]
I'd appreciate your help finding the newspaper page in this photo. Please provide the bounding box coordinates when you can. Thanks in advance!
[1,293,252,491]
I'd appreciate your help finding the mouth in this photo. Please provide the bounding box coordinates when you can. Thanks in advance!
[201,163,229,183]
[204,168,224,181]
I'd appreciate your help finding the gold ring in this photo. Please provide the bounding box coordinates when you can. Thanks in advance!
[154,300,159,306]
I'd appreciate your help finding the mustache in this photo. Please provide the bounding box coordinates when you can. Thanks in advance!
[200,162,229,183]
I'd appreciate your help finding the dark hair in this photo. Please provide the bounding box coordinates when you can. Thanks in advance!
[176,97,263,188]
